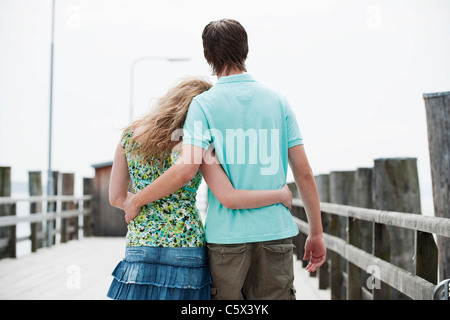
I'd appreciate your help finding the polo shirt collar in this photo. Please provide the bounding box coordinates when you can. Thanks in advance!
[216,73,255,84]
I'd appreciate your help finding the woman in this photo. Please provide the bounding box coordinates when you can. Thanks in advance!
[107,77,292,300]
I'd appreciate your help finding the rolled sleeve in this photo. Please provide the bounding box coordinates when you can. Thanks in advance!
[283,97,304,148]
[182,98,211,150]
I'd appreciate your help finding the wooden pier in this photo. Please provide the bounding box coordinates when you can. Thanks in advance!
[0,237,123,300]
[0,236,330,300]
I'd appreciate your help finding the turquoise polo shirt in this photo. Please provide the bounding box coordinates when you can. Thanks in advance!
[183,73,303,244]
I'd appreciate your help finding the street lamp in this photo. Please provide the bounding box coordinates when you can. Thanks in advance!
[129,56,191,123]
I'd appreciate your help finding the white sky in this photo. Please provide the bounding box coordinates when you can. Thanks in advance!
[1,0,449,215]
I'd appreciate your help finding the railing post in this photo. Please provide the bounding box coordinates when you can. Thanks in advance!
[372,158,423,299]
[83,177,93,237]
[0,167,16,259]
[424,91,450,282]
[329,171,355,300]
[315,174,330,289]
[354,168,374,256]
[372,221,390,299]
[46,171,59,247]
[345,168,373,299]
[61,173,76,243]
[29,171,44,252]
[347,216,362,299]
[350,167,374,299]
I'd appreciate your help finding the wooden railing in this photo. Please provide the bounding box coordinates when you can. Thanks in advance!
[291,198,450,300]
[0,166,94,259]
[0,195,93,259]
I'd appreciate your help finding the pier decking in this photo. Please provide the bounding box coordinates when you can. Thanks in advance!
[0,237,330,300]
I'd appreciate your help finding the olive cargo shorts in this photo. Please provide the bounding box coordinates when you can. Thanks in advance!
[207,237,296,300]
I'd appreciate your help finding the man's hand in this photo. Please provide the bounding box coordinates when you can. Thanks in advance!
[303,234,327,272]
[123,192,141,223]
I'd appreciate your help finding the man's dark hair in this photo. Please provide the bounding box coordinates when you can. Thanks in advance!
[202,19,248,76]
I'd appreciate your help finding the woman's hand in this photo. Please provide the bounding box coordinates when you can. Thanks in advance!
[123,192,141,223]
[280,185,293,211]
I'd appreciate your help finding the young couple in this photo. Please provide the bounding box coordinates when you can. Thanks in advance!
[107,19,326,300]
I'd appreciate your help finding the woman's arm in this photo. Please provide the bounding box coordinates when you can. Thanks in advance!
[200,152,292,210]
[109,142,131,210]
[123,144,204,223]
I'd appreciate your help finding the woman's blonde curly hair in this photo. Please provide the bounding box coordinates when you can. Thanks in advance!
[123,77,212,166]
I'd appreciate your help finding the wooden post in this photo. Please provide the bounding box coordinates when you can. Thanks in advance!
[344,168,372,299]
[315,175,330,204]
[0,167,16,259]
[424,91,450,282]
[372,158,422,299]
[315,174,330,289]
[29,171,44,252]
[329,171,357,207]
[415,230,438,284]
[353,168,373,299]
[46,171,59,247]
[372,221,390,299]
[355,168,373,210]
[83,177,93,237]
[329,171,355,300]
[354,168,373,255]
[61,173,76,243]
[347,215,362,300]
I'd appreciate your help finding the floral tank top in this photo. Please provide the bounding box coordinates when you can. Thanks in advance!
[121,129,205,247]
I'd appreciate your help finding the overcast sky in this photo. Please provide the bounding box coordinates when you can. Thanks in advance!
[1,0,449,215]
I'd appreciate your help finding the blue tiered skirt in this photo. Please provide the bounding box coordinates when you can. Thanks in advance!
[107,246,211,300]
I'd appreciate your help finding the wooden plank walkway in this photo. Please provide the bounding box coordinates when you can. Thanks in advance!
[0,237,330,300]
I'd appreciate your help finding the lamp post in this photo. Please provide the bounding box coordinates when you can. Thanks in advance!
[129,56,191,123]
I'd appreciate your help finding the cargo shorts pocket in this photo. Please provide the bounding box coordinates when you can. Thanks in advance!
[261,243,295,278]
[207,244,248,300]
[207,244,246,265]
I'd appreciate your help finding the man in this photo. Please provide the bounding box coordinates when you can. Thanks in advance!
[124,19,326,300]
